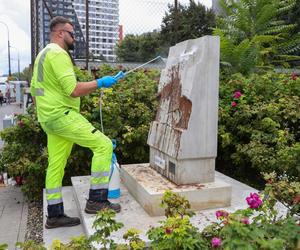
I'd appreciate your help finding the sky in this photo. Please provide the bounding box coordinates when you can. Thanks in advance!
[0,0,212,76]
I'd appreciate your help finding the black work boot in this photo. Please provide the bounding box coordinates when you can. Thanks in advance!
[45,202,81,229]
[45,214,81,229]
[85,189,121,214]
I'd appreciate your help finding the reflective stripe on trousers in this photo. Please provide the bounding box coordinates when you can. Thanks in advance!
[90,171,109,189]
[46,187,63,205]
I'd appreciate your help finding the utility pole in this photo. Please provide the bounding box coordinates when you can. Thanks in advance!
[30,0,39,68]
[11,46,20,79]
[174,0,179,45]
[0,21,11,77]
[30,0,35,68]
[85,0,89,70]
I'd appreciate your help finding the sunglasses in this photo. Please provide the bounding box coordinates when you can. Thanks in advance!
[61,30,75,39]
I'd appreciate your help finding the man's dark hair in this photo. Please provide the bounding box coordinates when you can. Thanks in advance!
[50,16,73,31]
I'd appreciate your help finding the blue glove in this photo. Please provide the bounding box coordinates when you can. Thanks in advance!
[97,76,116,88]
[97,71,125,88]
[114,71,125,81]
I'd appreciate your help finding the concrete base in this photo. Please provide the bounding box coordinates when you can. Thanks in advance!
[70,171,260,245]
[149,148,215,184]
[42,171,288,246]
[71,176,162,245]
[121,163,231,216]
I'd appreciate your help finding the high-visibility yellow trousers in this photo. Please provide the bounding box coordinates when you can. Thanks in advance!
[41,109,113,206]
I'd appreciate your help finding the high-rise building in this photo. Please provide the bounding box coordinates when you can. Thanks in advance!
[34,0,86,59]
[31,0,119,62]
[73,0,120,62]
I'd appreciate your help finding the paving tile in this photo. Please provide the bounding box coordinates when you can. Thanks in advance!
[43,187,85,247]
[0,186,27,249]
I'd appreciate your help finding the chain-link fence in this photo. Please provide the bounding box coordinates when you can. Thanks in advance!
[119,0,207,35]
[29,0,212,69]
[117,0,212,66]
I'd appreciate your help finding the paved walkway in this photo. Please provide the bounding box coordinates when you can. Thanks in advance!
[0,103,28,250]
[0,186,28,249]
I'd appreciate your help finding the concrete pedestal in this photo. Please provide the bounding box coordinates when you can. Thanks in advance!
[121,163,231,216]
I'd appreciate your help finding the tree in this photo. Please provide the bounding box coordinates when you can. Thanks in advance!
[116,0,216,62]
[215,0,300,74]
[280,0,300,35]
[116,32,162,62]
[160,0,216,46]
[279,0,300,57]
[12,66,32,82]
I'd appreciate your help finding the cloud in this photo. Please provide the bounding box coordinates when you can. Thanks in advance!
[0,0,30,76]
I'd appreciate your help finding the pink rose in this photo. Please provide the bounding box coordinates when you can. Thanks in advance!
[211,237,222,248]
[241,217,250,225]
[246,193,262,209]
[233,91,242,99]
[215,210,229,219]
[231,101,237,107]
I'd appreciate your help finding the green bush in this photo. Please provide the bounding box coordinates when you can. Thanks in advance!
[80,64,159,164]
[217,71,300,187]
[0,107,47,200]
[0,65,158,200]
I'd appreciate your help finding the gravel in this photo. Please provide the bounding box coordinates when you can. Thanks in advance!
[25,201,43,244]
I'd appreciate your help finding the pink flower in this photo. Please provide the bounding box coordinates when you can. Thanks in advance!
[17,121,24,128]
[246,193,262,209]
[215,210,229,219]
[231,101,237,107]
[211,237,222,248]
[233,91,242,99]
[241,217,250,225]
[291,73,297,80]
[165,228,172,234]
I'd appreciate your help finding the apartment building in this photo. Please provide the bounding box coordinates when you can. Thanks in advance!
[36,0,86,58]
[34,0,119,61]
[73,0,120,62]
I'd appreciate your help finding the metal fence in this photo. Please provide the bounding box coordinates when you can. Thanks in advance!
[79,0,196,70]
[30,0,206,71]
[119,0,195,35]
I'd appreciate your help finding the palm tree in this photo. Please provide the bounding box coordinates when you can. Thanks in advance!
[215,0,300,74]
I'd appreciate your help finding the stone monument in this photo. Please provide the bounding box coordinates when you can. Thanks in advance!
[121,36,232,216]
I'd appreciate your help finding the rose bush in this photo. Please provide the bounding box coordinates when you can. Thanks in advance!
[218,71,300,188]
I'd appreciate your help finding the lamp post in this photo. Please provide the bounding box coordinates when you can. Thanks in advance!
[0,21,11,77]
[10,46,20,79]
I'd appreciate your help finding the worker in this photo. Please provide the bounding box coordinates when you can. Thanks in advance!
[30,16,124,229]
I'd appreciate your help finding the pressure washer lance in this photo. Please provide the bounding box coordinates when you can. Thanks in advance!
[124,55,166,75]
